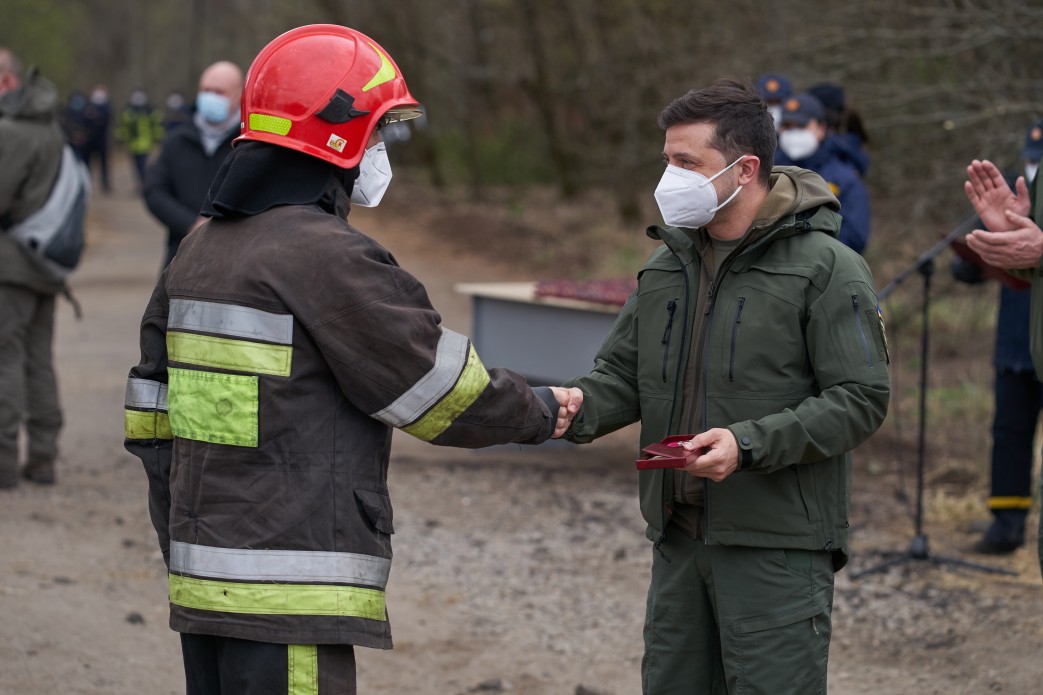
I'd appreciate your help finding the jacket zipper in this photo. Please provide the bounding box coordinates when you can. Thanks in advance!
[851,295,873,367]
[728,297,746,382]
[661,250,691,549]
[661,298,678,382]
[700,217,811,542]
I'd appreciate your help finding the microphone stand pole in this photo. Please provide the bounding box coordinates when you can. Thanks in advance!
[853,215,1016,578]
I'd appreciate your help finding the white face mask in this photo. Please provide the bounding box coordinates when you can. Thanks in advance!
[1026,162,1039,184]
[654,156,745,229]
[778,128,819,161]
[768,105,783,132]
[351,142,393,207]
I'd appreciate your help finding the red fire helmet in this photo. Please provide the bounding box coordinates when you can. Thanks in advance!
[236,24,422,168]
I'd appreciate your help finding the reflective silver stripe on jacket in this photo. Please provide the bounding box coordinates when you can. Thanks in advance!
[125,378,168,411]
[169,541,391,588]
[168,299,294,345]
[371,328,470,427]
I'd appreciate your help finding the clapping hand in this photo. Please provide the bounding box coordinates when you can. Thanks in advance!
[964,159,1031,232]
[548,387,583,438]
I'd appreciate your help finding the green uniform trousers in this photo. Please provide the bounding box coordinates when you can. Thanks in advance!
[642,524,835,695]
[0,284,62,485]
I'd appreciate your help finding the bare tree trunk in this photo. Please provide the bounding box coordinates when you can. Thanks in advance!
[516,0,578,198]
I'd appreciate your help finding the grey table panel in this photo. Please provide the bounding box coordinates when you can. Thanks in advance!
[470,296,620,386]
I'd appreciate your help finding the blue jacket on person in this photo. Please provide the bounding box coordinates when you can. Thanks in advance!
[776,136,871,254]
[832,132,870,178]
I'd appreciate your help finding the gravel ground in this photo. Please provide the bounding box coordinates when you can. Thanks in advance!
[1,160,1042,694]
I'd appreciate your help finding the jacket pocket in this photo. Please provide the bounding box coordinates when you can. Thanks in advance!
[728,297,746,382]
[795,465,821,524]
[661,298,678,382]
[850,294,873,367]
[354,487,395,535]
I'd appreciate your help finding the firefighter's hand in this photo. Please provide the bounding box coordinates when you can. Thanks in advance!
[549,387,583,438]
[680,429,739,482]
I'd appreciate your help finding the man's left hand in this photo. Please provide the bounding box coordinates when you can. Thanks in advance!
[680,428,739,482]
[966,209,1043,270]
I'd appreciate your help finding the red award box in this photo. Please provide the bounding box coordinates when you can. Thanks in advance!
[636,434,699,470]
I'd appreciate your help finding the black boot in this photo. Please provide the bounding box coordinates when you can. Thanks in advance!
[22,459,55,485]
[971,514,1025,555]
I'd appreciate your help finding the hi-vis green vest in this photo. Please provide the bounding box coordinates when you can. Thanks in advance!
[124,199,555,648]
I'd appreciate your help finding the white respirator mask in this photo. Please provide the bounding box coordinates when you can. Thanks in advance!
[778,128,819,161]
[351,142,393,208]
[653,156,745,229]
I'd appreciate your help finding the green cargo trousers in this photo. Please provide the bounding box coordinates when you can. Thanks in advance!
[642,525,835,695]
[0,284,62,486]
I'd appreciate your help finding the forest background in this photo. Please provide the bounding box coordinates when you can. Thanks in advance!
[5,0,1043,530]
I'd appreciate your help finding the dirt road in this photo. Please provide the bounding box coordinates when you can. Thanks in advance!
[2,160,1042,694]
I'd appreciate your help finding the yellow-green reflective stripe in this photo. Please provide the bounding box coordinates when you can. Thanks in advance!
[403,345,489,441]
[362,42,396,92]
[988,496,1033,510]
[249,113,292,136]
[168,331,292,377]
[168,574,387,621]
[288,645,318,695]
[124,409,172,440]
[168,368,258,447]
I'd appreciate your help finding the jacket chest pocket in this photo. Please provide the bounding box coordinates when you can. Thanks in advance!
[716,285,810,395]
[636,282,686,394]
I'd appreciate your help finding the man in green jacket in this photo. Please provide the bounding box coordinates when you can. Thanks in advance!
[964,157,1043,578]
[561,79,890,694]
[0,48,66,488]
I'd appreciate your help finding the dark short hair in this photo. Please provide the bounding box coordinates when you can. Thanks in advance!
[658,78,776,186]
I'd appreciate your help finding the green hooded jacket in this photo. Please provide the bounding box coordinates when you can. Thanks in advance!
[563,167,890,569]
[0,68,65,294]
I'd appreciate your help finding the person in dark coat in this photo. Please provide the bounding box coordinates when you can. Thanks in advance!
[144,61,242,267]
[808,81,870,178]
[951,119,1043,554]
[775,92,871,254]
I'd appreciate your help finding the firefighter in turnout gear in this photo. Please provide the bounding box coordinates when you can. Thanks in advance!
[123,25,581,694]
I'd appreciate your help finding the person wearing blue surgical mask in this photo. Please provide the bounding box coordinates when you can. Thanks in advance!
[775,92,871,255]
[144,61,244,267]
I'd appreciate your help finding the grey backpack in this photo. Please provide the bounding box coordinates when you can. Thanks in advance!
[8,145,91,280]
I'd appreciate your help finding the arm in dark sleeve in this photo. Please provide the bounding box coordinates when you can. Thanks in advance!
[300,235,554,448]
[122,277,174,566]
[951,254,986,284]
[837,176,870,255]
[561,291,642,442]
[143,140,199,238]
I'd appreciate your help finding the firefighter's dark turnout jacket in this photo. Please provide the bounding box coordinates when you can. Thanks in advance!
[124,190,556,650]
